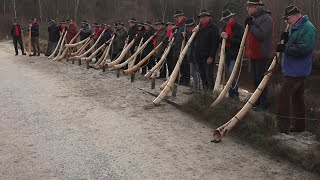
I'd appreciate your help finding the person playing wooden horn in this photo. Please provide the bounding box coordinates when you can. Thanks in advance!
[171,10,190,86]
[220,9,244,98]
[276,5,317,134]
[128,18,139,55]
[65,19,78,44]
[29,17,41,56]
[140,21,156,75]
[192,9,220,92]
[185,18,201,94]
[95,24,113,63]
[45,19,61,57]
[153,20,167,79]
[244,0,273,109]
[112,20,128,60]
[11,19,26,56]
[59,20,66,32]
[80,20,91,41]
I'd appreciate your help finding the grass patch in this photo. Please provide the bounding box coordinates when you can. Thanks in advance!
[182,93,320,175]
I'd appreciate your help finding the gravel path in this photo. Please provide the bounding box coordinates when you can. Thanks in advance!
[0,42,318,180]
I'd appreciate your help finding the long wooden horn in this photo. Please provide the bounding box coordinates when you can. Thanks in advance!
[94,35,115,68]
[213,38,226,93]
[106,37,135,68]
[129,37,144,68]
[85,43,107,61]
[27,26,32,56]
[212,24,290,143]
[112,35,155,70]
[54,30,82,61]
[20,27,27,54]
[70,38,92,57]
[153,25,200,105]
[123,41,164,75]
[65,36,89,48]
[145,37,175,78]
[53,30,68,61]
[211,26,249,107]
[48,30,65,59]
[69,29,106,60]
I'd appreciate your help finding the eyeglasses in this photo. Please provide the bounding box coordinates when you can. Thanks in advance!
[285,16,291,21]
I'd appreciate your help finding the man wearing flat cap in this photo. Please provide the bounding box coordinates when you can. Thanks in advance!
[220,9,244,98]
[45,19,61,56]
[11,19,26,56]
[80,20,91,41]
[112,21,128,59]
[128,18,139,55]
[276,5,317,134]
[244,0,273,109]
[171,10,190,86]
[192,9,220,91]
[139,21,155,74]
[153,20,167,78]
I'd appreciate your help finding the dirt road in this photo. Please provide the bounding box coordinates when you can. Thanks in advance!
[0,42,318,180]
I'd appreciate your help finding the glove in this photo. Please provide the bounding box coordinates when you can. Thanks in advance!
[280,32,289,43]
[245,16,255,26]
[276,43,285,52]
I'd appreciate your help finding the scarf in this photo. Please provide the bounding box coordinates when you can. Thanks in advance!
[176,17,186,26]
[166,28,173,38]
[200,20,210,28]
[15,25,20,37]
[225,18,236,47]
[153,27,164,46]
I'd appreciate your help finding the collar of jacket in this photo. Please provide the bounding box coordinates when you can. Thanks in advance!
[200,21,213,30]
[292,15,308,31]
[251,9,271,18]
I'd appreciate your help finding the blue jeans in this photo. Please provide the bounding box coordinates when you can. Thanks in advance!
[227,60,239,97]
[250,59,269,107]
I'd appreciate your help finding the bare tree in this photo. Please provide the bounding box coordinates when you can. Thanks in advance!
[74,0,79,23]
[11,0,16,19]
[38,0,43,22]
[160,0,168,22]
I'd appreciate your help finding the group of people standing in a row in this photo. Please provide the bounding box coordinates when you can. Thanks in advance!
[10,0,317,135]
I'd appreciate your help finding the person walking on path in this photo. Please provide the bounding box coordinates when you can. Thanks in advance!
[11,19,26,56]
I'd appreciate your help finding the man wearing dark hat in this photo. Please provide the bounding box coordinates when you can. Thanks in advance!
[95,24,113,62]
[128,18,139,55]
[153,20,167,78]
[192,9,220,91]
[186,18,201,93]
[45,19,61,56]
[171,10,190,86]
[65,19,78,44]
[140,21,155,74]
[59,20,66,32]
[112,21,128,59]
[244,0,273,109]
[11,19,26,56]
[80,20,91,41]
[220,9,244,98]
[276,5,317,134]
[29,17,41,56]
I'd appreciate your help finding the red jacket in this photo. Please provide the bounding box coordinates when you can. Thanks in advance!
[66,23,78,43]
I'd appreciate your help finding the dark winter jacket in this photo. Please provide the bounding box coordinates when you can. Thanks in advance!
[135,27,145,48]
[113,27,128,55]
[282,16,317,77]
[141,28,156,57]
[172,19,186,57]
[97,26,113,47]
[222,21,244,61]
[80,24,92,41]
[154,28,166,59]
[245,9,273,60]
[128,25,139,53]
[31,22,40,37]
[11,24,22,38]
[48,23,61,42]
[192,21,220,63]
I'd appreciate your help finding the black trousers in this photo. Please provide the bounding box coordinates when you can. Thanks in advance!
[170,54,190,84]
[197,62,215,91]
[13,36,25,55]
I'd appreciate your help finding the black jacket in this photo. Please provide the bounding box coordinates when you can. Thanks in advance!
[222,22,244,61]
[31,22,40,37]
[11,24,22,38]
[192,21,220,63]
[48,23,61,42]
[141,29,155,57]
[172,20,186,57]
[80,24,92,41]
[128,25,139,53]
[97,28,113,47]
